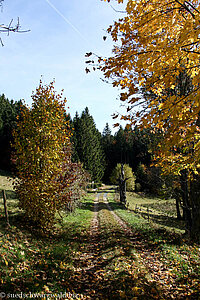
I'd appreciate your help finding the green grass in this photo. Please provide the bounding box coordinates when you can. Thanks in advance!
[0,184,94,294]
[112,190,185,233]
[162,243,200,279]
[0,171,20,231]
[107,189,187,244]
[0,170,15,190]
[126,191,176,215]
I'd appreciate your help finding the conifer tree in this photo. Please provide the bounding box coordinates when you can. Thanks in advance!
[72,107,105,182]
[101,123,114,182]
[0,95,22,170]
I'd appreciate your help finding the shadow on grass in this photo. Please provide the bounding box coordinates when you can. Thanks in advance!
[126,203,185,232]
[81,198,185,248]
[0,189,17,200]
[109,201,184,246]
[141,211,185,231]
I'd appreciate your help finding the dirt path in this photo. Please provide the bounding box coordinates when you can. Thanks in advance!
[102,195,176,298]
[68,192,196,299]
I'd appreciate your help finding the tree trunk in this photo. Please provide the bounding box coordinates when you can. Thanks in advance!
[190,174,200,243]
[119,164,126,205]
[180,170,192,235]
[174,188,183,220]
[175,198,182,220]
[2,190,10,227]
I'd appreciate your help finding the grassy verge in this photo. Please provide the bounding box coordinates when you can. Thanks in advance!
[110,189,185,232]
[126,192,185,232]
[0,188,94,295]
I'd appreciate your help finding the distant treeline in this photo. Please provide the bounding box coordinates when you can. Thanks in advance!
[0,95,162,193]
[0,95,198,200]
[0,95,169,195]
[68,107,169,196]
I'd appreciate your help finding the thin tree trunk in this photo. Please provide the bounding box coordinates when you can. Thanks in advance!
[2,190,10,227]
[180,170,192,235]
[174,187,183,220]
[190,174,200,243]
[175,198,182,220]
[119,164,127,205]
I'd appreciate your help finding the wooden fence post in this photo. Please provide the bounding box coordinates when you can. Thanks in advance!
[2,190,10,227]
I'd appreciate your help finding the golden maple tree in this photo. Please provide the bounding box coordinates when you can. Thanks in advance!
[13,81,86,230]
[97,0,200,175]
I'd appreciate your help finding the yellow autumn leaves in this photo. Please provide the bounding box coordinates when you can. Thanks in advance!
[100,0,200,175]
[13,81,72,230]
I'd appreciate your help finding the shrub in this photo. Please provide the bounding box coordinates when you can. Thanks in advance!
[13,81,86,230]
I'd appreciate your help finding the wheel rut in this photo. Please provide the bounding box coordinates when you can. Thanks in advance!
[69,191,180,299]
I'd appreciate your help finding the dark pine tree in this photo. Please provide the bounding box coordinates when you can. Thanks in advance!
[0,94,23,171]
[101,123,115,183]
[72,107,105,182]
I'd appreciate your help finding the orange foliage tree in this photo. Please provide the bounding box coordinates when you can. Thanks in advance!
[13,81,86,230]
[92,0,200,175]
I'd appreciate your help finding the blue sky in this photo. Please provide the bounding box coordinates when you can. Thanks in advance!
[0,0,127,133]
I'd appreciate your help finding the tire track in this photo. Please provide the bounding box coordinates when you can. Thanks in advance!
[102,194,182,299]
[88,194,99,237]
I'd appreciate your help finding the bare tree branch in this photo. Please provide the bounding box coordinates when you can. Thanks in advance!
[109,4,126,14]
[0,1,30,46]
